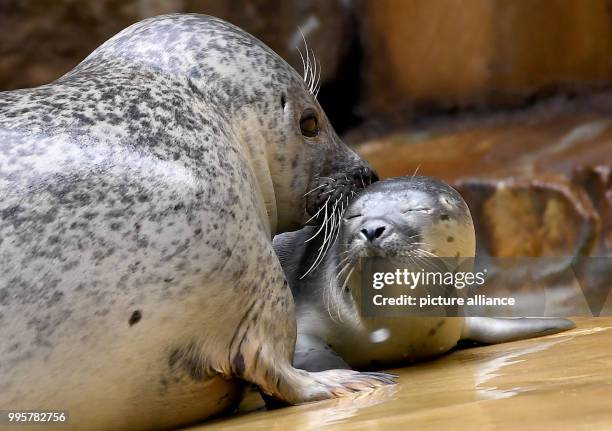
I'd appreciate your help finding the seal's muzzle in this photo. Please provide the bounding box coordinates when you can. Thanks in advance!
[305,166,378,221]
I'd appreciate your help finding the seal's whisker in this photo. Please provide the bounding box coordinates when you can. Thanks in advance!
[339,266,355,296]
[336,261,353,281]
[302,31,312,86]
[305,195,331,225]
[301,202,331,277]
[338,248,357,259]
[333,268,349,323]
[336,246,357,276]
[308,194,344,277]
[297,28,319,98]
[414,248,437,257]
[310,48,317,94]
[305,198,330,243]
[303,183,326,197]
[310,51,321,97]
[314,58,322,97]
[336,258,355,281]
[316,205,332,253]
[334,255,352,272]
[324,273,339,323]
[302,185,351,279]
[338,248,354,256]
[297,46,307,82]
[412,253,438,270]
[318,199,339,256]
[328,255,355,324]
[323,197,340,243]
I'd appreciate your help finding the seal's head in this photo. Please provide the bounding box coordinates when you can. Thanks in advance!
[71,14,376,233]
[289,176,475,335]
[340,176,475,263]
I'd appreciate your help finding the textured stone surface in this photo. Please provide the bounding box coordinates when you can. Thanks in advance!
[362,0,612,116]
[0,0,351,90]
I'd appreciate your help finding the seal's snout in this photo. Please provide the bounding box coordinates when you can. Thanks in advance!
[355,216,407,257]
[360,220,388,243]
[305,165,378,220]
[347,207,424,258]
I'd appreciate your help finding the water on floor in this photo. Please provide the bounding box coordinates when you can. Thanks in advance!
[188,317,612,430]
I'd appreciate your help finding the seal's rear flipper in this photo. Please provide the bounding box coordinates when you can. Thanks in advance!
[462,317,575,344]
[293,333,351,372]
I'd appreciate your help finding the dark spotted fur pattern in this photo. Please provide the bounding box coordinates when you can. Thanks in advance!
[0,14,391,430]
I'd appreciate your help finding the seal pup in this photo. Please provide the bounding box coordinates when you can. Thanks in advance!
[273,177,574,371]
[0,14,393,430]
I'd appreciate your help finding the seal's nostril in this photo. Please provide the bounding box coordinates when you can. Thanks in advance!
[361,225,386,242]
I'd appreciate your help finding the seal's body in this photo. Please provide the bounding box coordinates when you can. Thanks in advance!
[0,14,391,430]
[274,177,574,371]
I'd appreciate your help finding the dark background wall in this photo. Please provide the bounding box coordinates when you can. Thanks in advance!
[3,0,612,132]
[2,0,612,264]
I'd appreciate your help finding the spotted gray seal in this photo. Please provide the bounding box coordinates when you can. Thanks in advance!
[0,14,393,430]
[273,176,574,371]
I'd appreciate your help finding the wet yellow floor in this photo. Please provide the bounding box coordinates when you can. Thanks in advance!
[189,317,612,430]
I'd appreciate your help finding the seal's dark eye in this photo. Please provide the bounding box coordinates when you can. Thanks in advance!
[300,109,319,138]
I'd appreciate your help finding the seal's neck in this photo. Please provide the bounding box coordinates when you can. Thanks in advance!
[231,108,279,236]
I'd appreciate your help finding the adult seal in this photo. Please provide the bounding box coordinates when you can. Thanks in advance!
[273,176,575,371]
[0,14,392,430]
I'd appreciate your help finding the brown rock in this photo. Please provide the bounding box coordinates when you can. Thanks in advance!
[357,111,612,258]
[0,0,351,90]
[362,0,612,116]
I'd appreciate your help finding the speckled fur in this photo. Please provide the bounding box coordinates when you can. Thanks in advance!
[275,177,474,370]
[0,14,390,430]
[276,177,574,372]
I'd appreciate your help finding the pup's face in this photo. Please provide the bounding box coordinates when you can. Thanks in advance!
[339,177,475,262]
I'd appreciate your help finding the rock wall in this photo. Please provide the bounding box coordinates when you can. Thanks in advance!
[5,0,612,117]
[0,0,352,90]
[357,105,612,259]
[362,0,612,115]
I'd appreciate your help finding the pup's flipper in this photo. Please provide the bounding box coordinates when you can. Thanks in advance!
[461,317,575,344]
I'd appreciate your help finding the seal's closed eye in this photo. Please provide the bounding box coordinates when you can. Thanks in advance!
[344,213,362,220]
[276,176,574,373]
[400,207,432,214]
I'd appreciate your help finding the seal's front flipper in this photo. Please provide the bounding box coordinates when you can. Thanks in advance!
[293,333,351,372]
[247,347,395,406]
[263,333,352,409]
[462,317,575,344]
